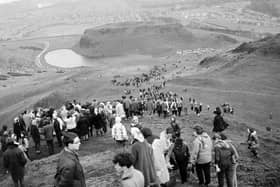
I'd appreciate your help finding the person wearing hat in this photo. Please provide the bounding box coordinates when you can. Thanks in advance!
[54,132,85,187]
[3,137,27,187]
[213,107,229,133]
[190,125,212,187]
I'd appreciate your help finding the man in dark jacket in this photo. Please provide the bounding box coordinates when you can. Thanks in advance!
[42,118,54,155]
[3,137,27,187]
[54,132,85,187]
[213,107,228,133]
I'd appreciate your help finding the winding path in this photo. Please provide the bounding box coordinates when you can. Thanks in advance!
[35,41,50,67]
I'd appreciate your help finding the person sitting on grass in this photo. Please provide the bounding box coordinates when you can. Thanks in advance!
[113,152,144,187]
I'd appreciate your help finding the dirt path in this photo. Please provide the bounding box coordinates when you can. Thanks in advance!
[35,41,50,67]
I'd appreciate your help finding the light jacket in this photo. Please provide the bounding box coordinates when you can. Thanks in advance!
[190,132,212,164]
[121,166,145,187]
[112,117,128,141]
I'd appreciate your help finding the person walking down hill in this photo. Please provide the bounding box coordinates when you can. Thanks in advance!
[42,118,54,155]
[213,133,239,187]
[173,138,190,184]
[3,137,27,187]
[113,152,145,187]
[54,132,85,187]
[190,125,213,187]
[30,119,41,154]
[247,128,259,158]
[141,127,169,186]
[213,107,229,133]
[213,134,237,187]
[112,117,128,147]
[170,116,180,139]
[131,128,158,187]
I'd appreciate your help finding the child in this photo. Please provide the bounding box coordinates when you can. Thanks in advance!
[247,128,259,158]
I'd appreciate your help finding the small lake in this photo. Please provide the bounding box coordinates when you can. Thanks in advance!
[44,49,162,69]
[44,49,97,68]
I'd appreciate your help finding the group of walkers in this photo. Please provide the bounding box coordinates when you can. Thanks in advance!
[0,92,259,187]
[110,109,242,187]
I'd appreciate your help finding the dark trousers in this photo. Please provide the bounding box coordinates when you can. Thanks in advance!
[124,108,130,118]
[33,139,40,152]
[178,107,182,116]
[196,162,211,185]
[12,175,24,187]
[163,110,168,118]
[178,164,188,183]
[55,133,62,147]
[46,140,54,155]
[217,164,234,187]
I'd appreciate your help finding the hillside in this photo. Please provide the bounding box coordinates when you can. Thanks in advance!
[248,0,280,17]
[73,22,237,58]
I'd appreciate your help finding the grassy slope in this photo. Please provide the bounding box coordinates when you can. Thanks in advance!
[0,27,279,186]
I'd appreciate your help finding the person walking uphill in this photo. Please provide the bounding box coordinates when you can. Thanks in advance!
[190,125,213,187]
[3,137,27,187]
[54,132,85,187]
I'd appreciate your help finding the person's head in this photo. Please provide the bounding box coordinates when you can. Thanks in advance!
[131,116,139,125]
[113,152,134,174]
[141,127,152,138]
[214,107,221,115]
[193,125,204,135]
[115,116,121,124]
[170,116,176,123]
[166,127,174,139]
[52,110,58,119]
[2,125,7,131]
[62,132,81,151]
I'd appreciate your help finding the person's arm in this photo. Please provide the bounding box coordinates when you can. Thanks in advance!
[190,140,199,165]
[214,147,220,165]
[230,143,239,161]
[18,149,27,166]
[57,162,75,187]
[122,126,128,140]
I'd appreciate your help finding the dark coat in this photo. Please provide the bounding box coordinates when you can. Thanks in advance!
[53,119,62,137]
[54,149,86,187]
[77,116,89,136]
[13,121,22,138]
[30,124,40,143]
[213,115,228,132]
[42,124,54,141]
[3,144,27,181]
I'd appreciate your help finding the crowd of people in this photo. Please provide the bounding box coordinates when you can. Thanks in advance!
[0,89,259,187]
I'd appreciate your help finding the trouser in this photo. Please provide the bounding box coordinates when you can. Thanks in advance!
[196,162,211,185]
[233,163,238,187]
[55,133,62,147]
[217,164,234,187]
[33,139,40,152]
[11,175,24,187]
[178,107,182,116]
[163,111,168,118]
[124,108,130,118]
[178,164,188,183]
[46,140,54,155]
